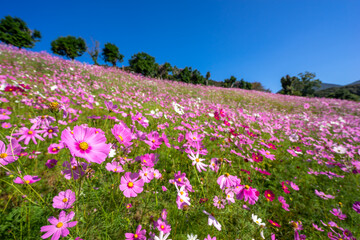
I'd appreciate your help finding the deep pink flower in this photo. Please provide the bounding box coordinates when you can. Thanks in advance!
[48,143,64,154]
[119,172,144,198]
[312,223,324,232]
[155,219,171,233]
[61,158,89,180]
[268,219,281,228]
[264,190,275,202]
[125,224,146,240]
[132,112,149,128]
[40,211,77,240]
[61,126,110,164]
[252,152,263,162]
[43,126,59,139]
[13,126,45,145]
[14,175,41,184]
[259,149,276,160]
[0,108,11,120]
[104,100,118,112]
[45,159,58,169]
[281,182,291,194]
[236,185,259,205]
[353,201,360,214]
[111,122,134,147]
[144,131,162,150]
[185,131,204,142]
[330,208,347,220]
[204,235,216,240]
[0,139,22,166]
[315,189,335,200]
[52,189,76,209]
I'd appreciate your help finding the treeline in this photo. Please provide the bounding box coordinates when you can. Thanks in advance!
[0,15,271,92]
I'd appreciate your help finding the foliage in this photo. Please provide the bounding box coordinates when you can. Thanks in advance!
[315,85,360,101]
[50,36,86,60]
[129,52,157,77]
[224,75,237,88]
[0,15,41,49]
[101,42,124,67]
[251,82,271,92]
[280,72,321,96]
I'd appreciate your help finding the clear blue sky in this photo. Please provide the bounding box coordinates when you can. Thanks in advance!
[1,0,359,92]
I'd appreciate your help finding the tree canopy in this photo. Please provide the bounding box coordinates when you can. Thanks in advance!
[102,43,124,67]
[279,72,321,96]
[51,36,86,60]
[0,16,41,49]
[129,52,157,77]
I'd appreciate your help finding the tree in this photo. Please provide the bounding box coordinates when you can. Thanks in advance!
[0,16,41,49]
[205,71,211,86]
[102,43,124,67]
[224,76,237,88]
[51,36,86,60]
[191,69,205,85]
[279,72,321,96]
[129,52,157,77]
[86,38,100,65]
[328,88,360,101]
[157,62,172,79]
[178,67,192,83]
[251,82,271,92]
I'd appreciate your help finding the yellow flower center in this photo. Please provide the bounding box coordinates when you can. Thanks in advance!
[161,225,165,229]
[48,129,53,133]
[266,152,270,155]
[72,166,77,170]
[25,180,30,184]
[128,182,134,188]
[267,194,271,197]
[134,234,138,238]
[245,185,250,189]
[49,102,59,110]
[180,191,184,195]
[256,221,259,223]
[180,199,184,202]
[152,140,155,143]
[79,142,89,150]
[178,178,182,182]
[56,222,63,228]
[193,137,196,140]
[62,198,68,203]
[114,168,117,172]
[52,148,57,152]
[28,131,33,135]
[225,173,230,177]
[196,158,200,162]
[118,135,123,141]
[144,173,147,176]
[138,117,142,121]
[0,153,7,159]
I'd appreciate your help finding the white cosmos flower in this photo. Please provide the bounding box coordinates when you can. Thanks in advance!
[174,182,191,205]
[187,150,208,173]
[155,231,171,240]
[251,214,265,227]
[203,210,222,231]
[186,233,199,240]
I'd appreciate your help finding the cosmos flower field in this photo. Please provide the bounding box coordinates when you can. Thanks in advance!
[0,43,359,240]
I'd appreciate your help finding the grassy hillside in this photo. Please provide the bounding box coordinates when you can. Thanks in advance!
[0,43,360,240]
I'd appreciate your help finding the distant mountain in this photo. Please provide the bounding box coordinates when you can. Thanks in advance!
[346,80,360,86]
[316,83,342,91]
[315,83,360,101]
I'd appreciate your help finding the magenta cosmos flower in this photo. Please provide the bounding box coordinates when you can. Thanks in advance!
[236,185,259,205]
[217,173,238,189]
[125,224,146,240]
[61,126,110,164]
[0,139,22,166]
[52,189,76,209]
[144,131,163,150]
[330,208,347,220]
[13,126,45,145]
[119,172,144,198]
[14,175,41,184]
[132,112,149,128]
[40,211,77,240]
[353,201,360,214]
[111,122,134,147]
[45,159,58,169]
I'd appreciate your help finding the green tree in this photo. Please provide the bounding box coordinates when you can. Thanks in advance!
[280,74,302,95]
[224,76,237,88]
[129,52,157,77]
[178,67,192,83]
[102,43,124,67]
[0,16,41,49]
[51,36,86,60]
[191,69,205,85]
[298,72,321,96]
[205,71,211,86]
[251,82,271,92]
[328,88,360,101]
[157,62,172,79]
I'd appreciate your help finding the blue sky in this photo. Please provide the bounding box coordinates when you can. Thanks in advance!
[1,0,359,92]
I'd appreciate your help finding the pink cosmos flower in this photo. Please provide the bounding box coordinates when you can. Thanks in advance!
[111,122,134,147]
[136,153,159,168]
[312,223,324,231]
[125,224,146,240]
[120,172,144,198]
[14,175,41,184]
[155,219,171,233]
[105,161,124,173]
[278,196,290,211]
[225,189,235,204]
[153,169,162,179]
[268,219,281,228]
[47,143,64,154]
[0,139,22,166]
[172,171,194,192]
[45,159,58,169]
[13,126,45,145]
[185,131,204,142]
[236,185,259,205]
[139,167,154,183]
[315,189,335,200]
[290,181,299,191]
[30,115,55,128]
[281,182,291,194]
[353,201,360,214]
[217,173,238,189]
[259,149,276,160]
[162,186,167,191]
[330,208,347,220]
[132,112,149,128]
[43,126,59,139]
[203,210,222,231]
[213,196,226,209]
[52,189,76,209]
[264,190,275,202]
[144,131,162,150]
[104,100,118,112]
[61,126,110,164]
[209,158,220,172]
[40,211,77,240]
[252,152,263,162]
[1,122,12,128]
[204,235,216,240]
[0,108,11,120]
